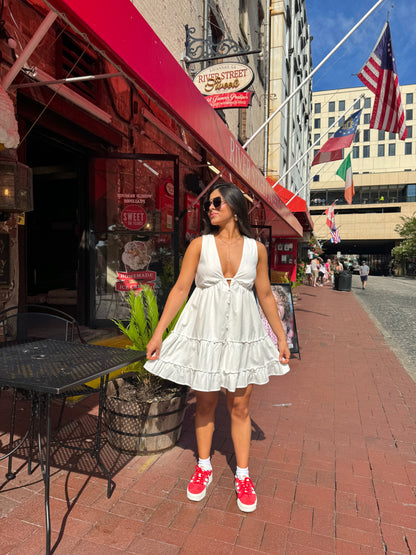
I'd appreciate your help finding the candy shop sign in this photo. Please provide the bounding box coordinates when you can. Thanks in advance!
[193,63,254,96]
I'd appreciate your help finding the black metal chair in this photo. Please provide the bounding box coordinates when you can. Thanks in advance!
[0,305,100,479]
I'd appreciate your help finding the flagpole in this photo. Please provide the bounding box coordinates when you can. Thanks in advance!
[274,94,365,199]
[242,0,385,151]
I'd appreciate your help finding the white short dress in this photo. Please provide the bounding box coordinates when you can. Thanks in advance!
[144,234,290,392]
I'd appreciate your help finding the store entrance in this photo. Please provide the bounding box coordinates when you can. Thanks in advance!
[25,128,89,322]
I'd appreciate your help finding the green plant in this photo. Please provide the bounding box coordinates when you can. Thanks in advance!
[112,285,185,388]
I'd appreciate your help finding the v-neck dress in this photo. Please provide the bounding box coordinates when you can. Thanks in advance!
[144,234,290,392]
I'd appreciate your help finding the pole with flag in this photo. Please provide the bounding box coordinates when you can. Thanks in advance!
[312,110,362,166]
[324,202,336,229]
[336,153,355,205]
[330,226,341,244]
[357,22,407,140]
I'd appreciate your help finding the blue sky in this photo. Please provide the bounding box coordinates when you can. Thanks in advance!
[306,0,416,91]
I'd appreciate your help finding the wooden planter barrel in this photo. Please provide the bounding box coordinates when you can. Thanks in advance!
[104,380,188,455]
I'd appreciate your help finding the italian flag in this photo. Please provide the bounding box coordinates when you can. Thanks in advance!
[336,153,355,205]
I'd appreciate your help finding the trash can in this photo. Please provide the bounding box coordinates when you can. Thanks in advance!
[337,271,352,291]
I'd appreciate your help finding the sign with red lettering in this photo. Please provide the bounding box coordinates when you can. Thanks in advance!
[193,63,254,96]
[121,204,147,230]
[206,91,254,110]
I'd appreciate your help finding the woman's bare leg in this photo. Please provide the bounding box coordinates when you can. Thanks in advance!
[194,391,219,459]
[226,385,253,468]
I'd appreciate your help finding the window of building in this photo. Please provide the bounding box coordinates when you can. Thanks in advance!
[406,109,413,120]
[328,117,335,126]
[389,132,396,140]
[378,130,385,140]
[405,142,412,155]
[363,145,370,158]
[314,102,321,114]
[312,175,320,182]
[329,101,335,112]
[406,93,414,104]
[353,146,359,158]
[314,118,320,129]
[354,130,360,143]
[388,143,396,156]
[314,134,320,143]
[364,113,370,124]
[354,98,361,110]
[363,129,370,141]
[378,144,385,157]
[407,184,416,202]
[364,97,371,109]
[313,149,320,157]
[338,100,345,111]
[407,126,413,138]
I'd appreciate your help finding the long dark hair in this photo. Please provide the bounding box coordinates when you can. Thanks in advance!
[201,182,254,238]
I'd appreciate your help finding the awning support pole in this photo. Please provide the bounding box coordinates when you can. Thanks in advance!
[2,10,58,90]
[242,0,384,150]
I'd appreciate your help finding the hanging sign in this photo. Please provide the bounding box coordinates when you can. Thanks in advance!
[206,91,254,110]
[193,63,254,96]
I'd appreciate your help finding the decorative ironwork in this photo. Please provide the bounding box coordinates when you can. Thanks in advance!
[185,25,260,64]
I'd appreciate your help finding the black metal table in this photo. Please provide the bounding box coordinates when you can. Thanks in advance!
[0,339,145,554]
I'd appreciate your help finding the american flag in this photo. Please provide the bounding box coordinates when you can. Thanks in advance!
[324,202,336,229]
[358,22,407,140]
[330,227,341,244]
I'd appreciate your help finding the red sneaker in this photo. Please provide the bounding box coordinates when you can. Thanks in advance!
[235,476,257,512]
[187,465,212,501]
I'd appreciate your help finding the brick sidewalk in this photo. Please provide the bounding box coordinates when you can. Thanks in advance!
[1,284,415,554]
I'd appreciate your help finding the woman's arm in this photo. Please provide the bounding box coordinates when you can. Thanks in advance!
[254,242,291,363]
[146,237,202,360]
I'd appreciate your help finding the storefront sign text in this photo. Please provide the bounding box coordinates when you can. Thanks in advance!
[206,91,254,109]
[193,63,254,96]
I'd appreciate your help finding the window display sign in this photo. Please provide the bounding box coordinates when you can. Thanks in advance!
[184,193,200,243]
[157,177,174,233]
[121,204,147,230]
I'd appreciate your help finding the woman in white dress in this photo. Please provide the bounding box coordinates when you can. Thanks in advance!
[145,183,290,513]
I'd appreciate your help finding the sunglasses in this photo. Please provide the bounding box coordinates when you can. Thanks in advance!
[203,196,225,212]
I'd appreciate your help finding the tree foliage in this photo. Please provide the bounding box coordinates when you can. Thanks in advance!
[392,214,416,262]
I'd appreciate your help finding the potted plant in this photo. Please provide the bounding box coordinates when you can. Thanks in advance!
[104,285,188,455]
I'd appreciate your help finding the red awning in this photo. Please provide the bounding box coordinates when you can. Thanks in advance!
[267,178,314,232]
[40,0,302,238]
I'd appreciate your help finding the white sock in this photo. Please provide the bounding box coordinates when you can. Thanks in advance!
[198,457,212,471]
[236,466,249,480]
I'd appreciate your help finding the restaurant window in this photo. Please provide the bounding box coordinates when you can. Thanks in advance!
[388,143,396,156]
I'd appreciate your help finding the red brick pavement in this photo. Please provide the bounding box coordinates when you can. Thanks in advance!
[1,284,415,554]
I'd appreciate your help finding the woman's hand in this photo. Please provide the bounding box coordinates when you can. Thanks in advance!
[146,334,163,360]
[278,339,291,364]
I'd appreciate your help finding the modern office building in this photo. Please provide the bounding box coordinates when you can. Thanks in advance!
[310,84,416,274]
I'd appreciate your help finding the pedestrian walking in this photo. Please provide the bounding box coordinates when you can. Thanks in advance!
[145,182,290,513]
[359,260,370,289]
[305,261,312,285]
[317,258,325,286]
[310,257,319,287]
